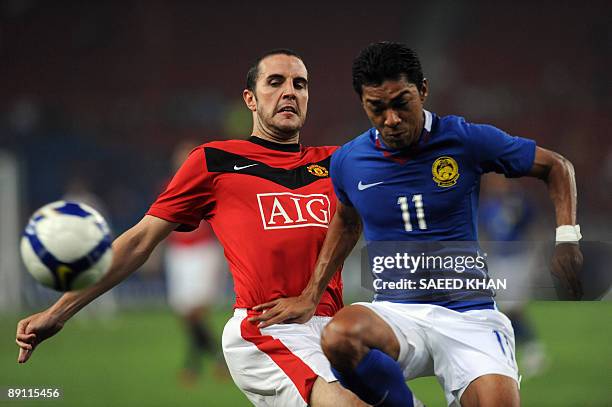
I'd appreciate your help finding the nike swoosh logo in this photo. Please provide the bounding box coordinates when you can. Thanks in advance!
[358,181,384,191]
[233,163,258,171]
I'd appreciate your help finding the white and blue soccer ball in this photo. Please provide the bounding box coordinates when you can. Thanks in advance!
[20,200,113,291]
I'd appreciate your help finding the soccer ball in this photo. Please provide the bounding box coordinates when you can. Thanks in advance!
[20,200,113,291]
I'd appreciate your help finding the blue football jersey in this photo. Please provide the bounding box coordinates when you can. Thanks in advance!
[332,110,536,310]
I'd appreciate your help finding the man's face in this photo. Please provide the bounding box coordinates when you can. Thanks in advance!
[360,77,428,150]
[245,54,308,138]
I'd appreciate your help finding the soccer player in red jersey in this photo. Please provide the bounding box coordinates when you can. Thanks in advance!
[15,50,366,406]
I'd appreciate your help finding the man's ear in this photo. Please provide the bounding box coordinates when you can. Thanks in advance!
[243,89,257,112]
[420,78,429,102]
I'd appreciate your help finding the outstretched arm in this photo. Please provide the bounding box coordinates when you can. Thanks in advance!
[527,146,583,299]
[250,201,362,327]
[16,215,177,363]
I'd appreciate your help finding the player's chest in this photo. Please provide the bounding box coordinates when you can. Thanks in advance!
[347,152,477,224]
[212,172,337,230]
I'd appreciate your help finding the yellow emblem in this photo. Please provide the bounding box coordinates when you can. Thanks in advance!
[432,156,459,187]
[307,164,329,177]
[56,265,73,291]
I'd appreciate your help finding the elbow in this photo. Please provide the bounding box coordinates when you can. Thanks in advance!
[545,153,577,201]
[554,152,575,179]
[542,151,574,183]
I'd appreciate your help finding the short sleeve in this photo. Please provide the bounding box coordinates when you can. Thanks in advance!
[330,148,353,206]
[464,122,536,177]
[147,147,215,231]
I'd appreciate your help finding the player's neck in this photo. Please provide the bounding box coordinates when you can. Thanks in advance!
[251,128,300,145]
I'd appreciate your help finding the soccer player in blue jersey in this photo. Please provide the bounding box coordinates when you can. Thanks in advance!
[251,42,583,406]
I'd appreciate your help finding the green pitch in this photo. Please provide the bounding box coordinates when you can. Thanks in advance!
[1,302,610,406]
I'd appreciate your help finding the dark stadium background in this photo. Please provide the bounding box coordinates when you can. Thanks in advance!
[0,1,610,406]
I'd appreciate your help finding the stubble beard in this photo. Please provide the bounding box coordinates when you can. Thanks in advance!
[258,110,302,141]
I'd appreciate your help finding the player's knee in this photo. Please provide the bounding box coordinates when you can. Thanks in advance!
[321,318,368,370]
[461,374,520,407]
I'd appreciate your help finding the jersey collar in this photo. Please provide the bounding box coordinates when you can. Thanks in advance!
[424,109,433,133]
[248,136,301,152]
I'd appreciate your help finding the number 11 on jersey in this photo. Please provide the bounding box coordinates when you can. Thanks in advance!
[397,194,427,232]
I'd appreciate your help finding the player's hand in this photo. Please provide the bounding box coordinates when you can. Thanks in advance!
[550,243,584,300]
[15,310,65,364]
[249,295,317,328]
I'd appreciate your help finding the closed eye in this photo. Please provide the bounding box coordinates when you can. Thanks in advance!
[368,102,385,115]
[294,78,308,90]
[268,75,285,87]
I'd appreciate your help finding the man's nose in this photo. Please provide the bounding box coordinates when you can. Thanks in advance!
[281,82,297,99]
[384,110,401,127]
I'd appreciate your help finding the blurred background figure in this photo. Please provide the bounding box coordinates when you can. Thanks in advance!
[164,141,227,385]
[480,175,547,379]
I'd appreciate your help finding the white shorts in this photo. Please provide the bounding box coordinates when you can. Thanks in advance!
[355,301,519,406]
[165,241,224,314]
[222,309,336,406]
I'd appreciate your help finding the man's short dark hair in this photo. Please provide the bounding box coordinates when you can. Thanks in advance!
[246,48,303,92]
[352,42,424,96]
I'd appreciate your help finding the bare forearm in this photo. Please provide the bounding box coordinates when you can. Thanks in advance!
[547,155,577,226]
[302,203,362,303]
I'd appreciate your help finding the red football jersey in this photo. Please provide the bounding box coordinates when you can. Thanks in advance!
[147,137,342,316]
[156,177,216,247]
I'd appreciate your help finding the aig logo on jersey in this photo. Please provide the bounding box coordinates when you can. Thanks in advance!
[432,156,460,187]
[257,193,331,230]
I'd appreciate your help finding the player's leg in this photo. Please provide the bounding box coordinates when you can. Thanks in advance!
[223,310,367,406]
[321,304,400,368]
[310,377,369,407]
[181,306,207,375]
[459,374,520,407]
[428,306,520,407]
[180,305,227,380]
[321,304,419,407]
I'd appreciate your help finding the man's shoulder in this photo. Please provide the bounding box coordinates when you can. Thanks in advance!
[302,144,339,157]
[434,113,507,140]
[434,113,470,136]
[193,139,260,172]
